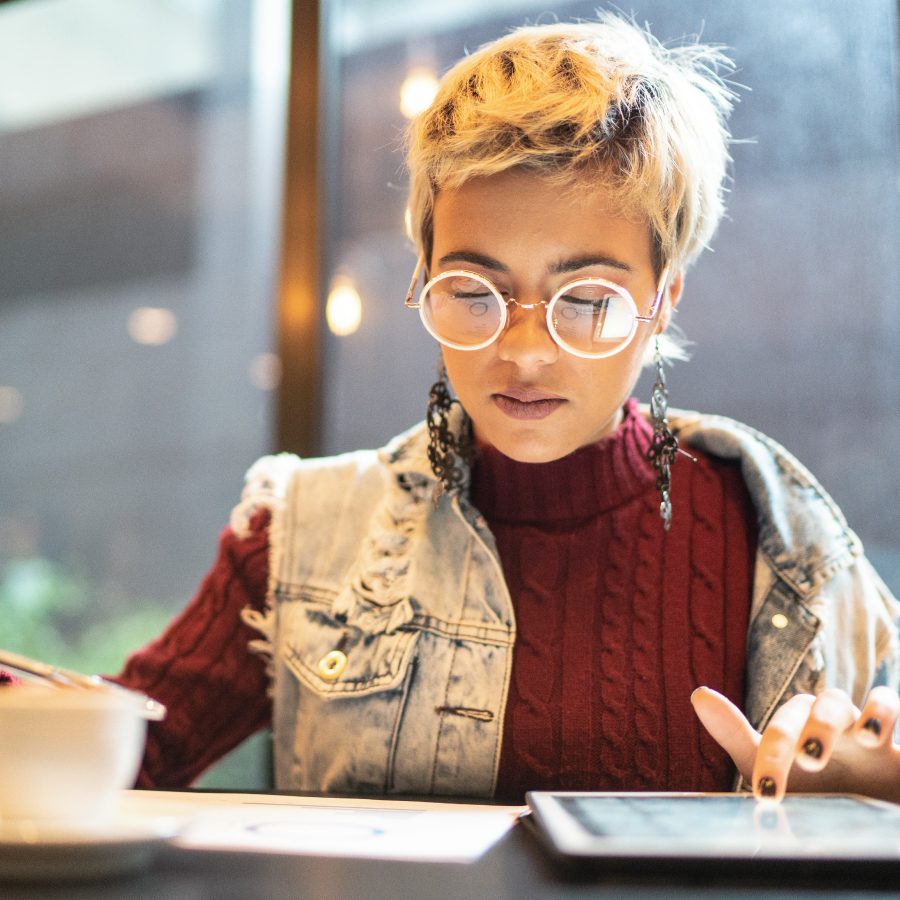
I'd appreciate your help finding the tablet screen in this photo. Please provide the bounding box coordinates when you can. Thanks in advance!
[526,792,900,864]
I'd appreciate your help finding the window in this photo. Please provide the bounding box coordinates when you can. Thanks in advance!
[0,0,290,786]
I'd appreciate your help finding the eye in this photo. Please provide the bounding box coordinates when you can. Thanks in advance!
[564,282,617,301]
[425,274,500,321]
[449,281,492,316]
[557,296,611,318]
[446,276,492,299]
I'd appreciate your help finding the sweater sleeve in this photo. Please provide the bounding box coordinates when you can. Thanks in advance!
[111,510,273,788]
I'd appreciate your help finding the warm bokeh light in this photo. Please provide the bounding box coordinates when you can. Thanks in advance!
[0,386,23,424]
[404,205,413,240]
[326,278,362,336]
[127,307,178,345]
[399,66,438,119]
[248,352,282,391]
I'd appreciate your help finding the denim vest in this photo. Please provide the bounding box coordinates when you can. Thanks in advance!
[235,409,900,797]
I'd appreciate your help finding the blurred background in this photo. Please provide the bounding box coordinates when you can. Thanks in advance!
[1,0,898,786]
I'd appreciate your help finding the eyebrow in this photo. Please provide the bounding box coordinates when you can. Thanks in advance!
[551,255,633,275]
[437,251,509,272]
[436,250,633,275]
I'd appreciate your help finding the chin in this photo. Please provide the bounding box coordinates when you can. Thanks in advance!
[480,432,573,464]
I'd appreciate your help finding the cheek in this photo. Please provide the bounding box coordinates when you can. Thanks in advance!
[580,343,645,390]
[441,348,483,399]
[440,347,457,383]
[618,329,656,379]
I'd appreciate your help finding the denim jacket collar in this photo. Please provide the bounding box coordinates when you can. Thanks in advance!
[668,409,861,603]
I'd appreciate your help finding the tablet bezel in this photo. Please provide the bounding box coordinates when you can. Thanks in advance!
[525,791,900,871]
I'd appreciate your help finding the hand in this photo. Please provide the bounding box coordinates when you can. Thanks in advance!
[691,685,900,804]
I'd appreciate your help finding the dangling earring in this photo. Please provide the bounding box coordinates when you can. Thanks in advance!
[426,363,473,498]
[647,336,678,531]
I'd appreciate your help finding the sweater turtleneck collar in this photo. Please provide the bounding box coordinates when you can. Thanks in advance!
[469,398,655,524]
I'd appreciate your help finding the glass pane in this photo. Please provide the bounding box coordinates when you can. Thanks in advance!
[0,0,290,787]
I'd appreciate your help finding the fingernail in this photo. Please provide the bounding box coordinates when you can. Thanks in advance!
[863,717,882,737]
[757,776,777,798]
[802,737,823,759]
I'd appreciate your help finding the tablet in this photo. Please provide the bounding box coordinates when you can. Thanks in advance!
[526,792,900,873]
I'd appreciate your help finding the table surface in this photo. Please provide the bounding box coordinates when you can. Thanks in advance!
[4,795,900,899]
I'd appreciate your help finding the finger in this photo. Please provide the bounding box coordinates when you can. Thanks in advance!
[854,685,900,749]
[793,687,858,773]
[753,693,816,801]
[691,686,759,779]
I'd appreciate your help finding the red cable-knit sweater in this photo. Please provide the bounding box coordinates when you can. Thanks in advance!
[115,399,756,796]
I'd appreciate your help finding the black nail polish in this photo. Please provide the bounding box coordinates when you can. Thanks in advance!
[758,776,777,797]
[802,737,823,759]
[863,717,882,737]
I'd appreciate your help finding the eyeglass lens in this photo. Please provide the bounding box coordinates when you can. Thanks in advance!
[420,272,637,357]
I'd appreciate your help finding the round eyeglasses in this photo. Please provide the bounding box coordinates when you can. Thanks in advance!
[404,258,670,360]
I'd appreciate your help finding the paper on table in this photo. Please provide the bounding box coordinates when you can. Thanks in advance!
[119,790,525,863]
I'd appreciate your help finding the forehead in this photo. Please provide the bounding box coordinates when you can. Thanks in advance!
[431,170,653,271]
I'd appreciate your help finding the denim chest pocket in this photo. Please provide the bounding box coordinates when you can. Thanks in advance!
[278,587,420,698]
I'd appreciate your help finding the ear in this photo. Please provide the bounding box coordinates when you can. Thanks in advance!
[655,269,684,334]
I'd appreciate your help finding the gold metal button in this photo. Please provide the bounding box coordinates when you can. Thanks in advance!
[317,650,348,681]
[771,613,788,629]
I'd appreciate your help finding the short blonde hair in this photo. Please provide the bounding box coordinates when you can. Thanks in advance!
[406,13,736,275]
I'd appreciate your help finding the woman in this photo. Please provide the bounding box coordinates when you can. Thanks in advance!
[113,14,899,802]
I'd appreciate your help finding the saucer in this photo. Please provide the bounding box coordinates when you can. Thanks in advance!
[0,816,179,882]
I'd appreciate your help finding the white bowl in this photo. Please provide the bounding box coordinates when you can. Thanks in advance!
[0,685,150,823]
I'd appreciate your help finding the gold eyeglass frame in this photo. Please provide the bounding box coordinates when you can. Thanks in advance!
[404,256,671,359]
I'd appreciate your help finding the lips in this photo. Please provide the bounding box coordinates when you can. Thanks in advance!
[499,387,562,403]
[492,386,566,420]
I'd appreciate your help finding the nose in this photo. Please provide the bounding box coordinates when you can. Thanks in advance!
[495,301,559,368]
